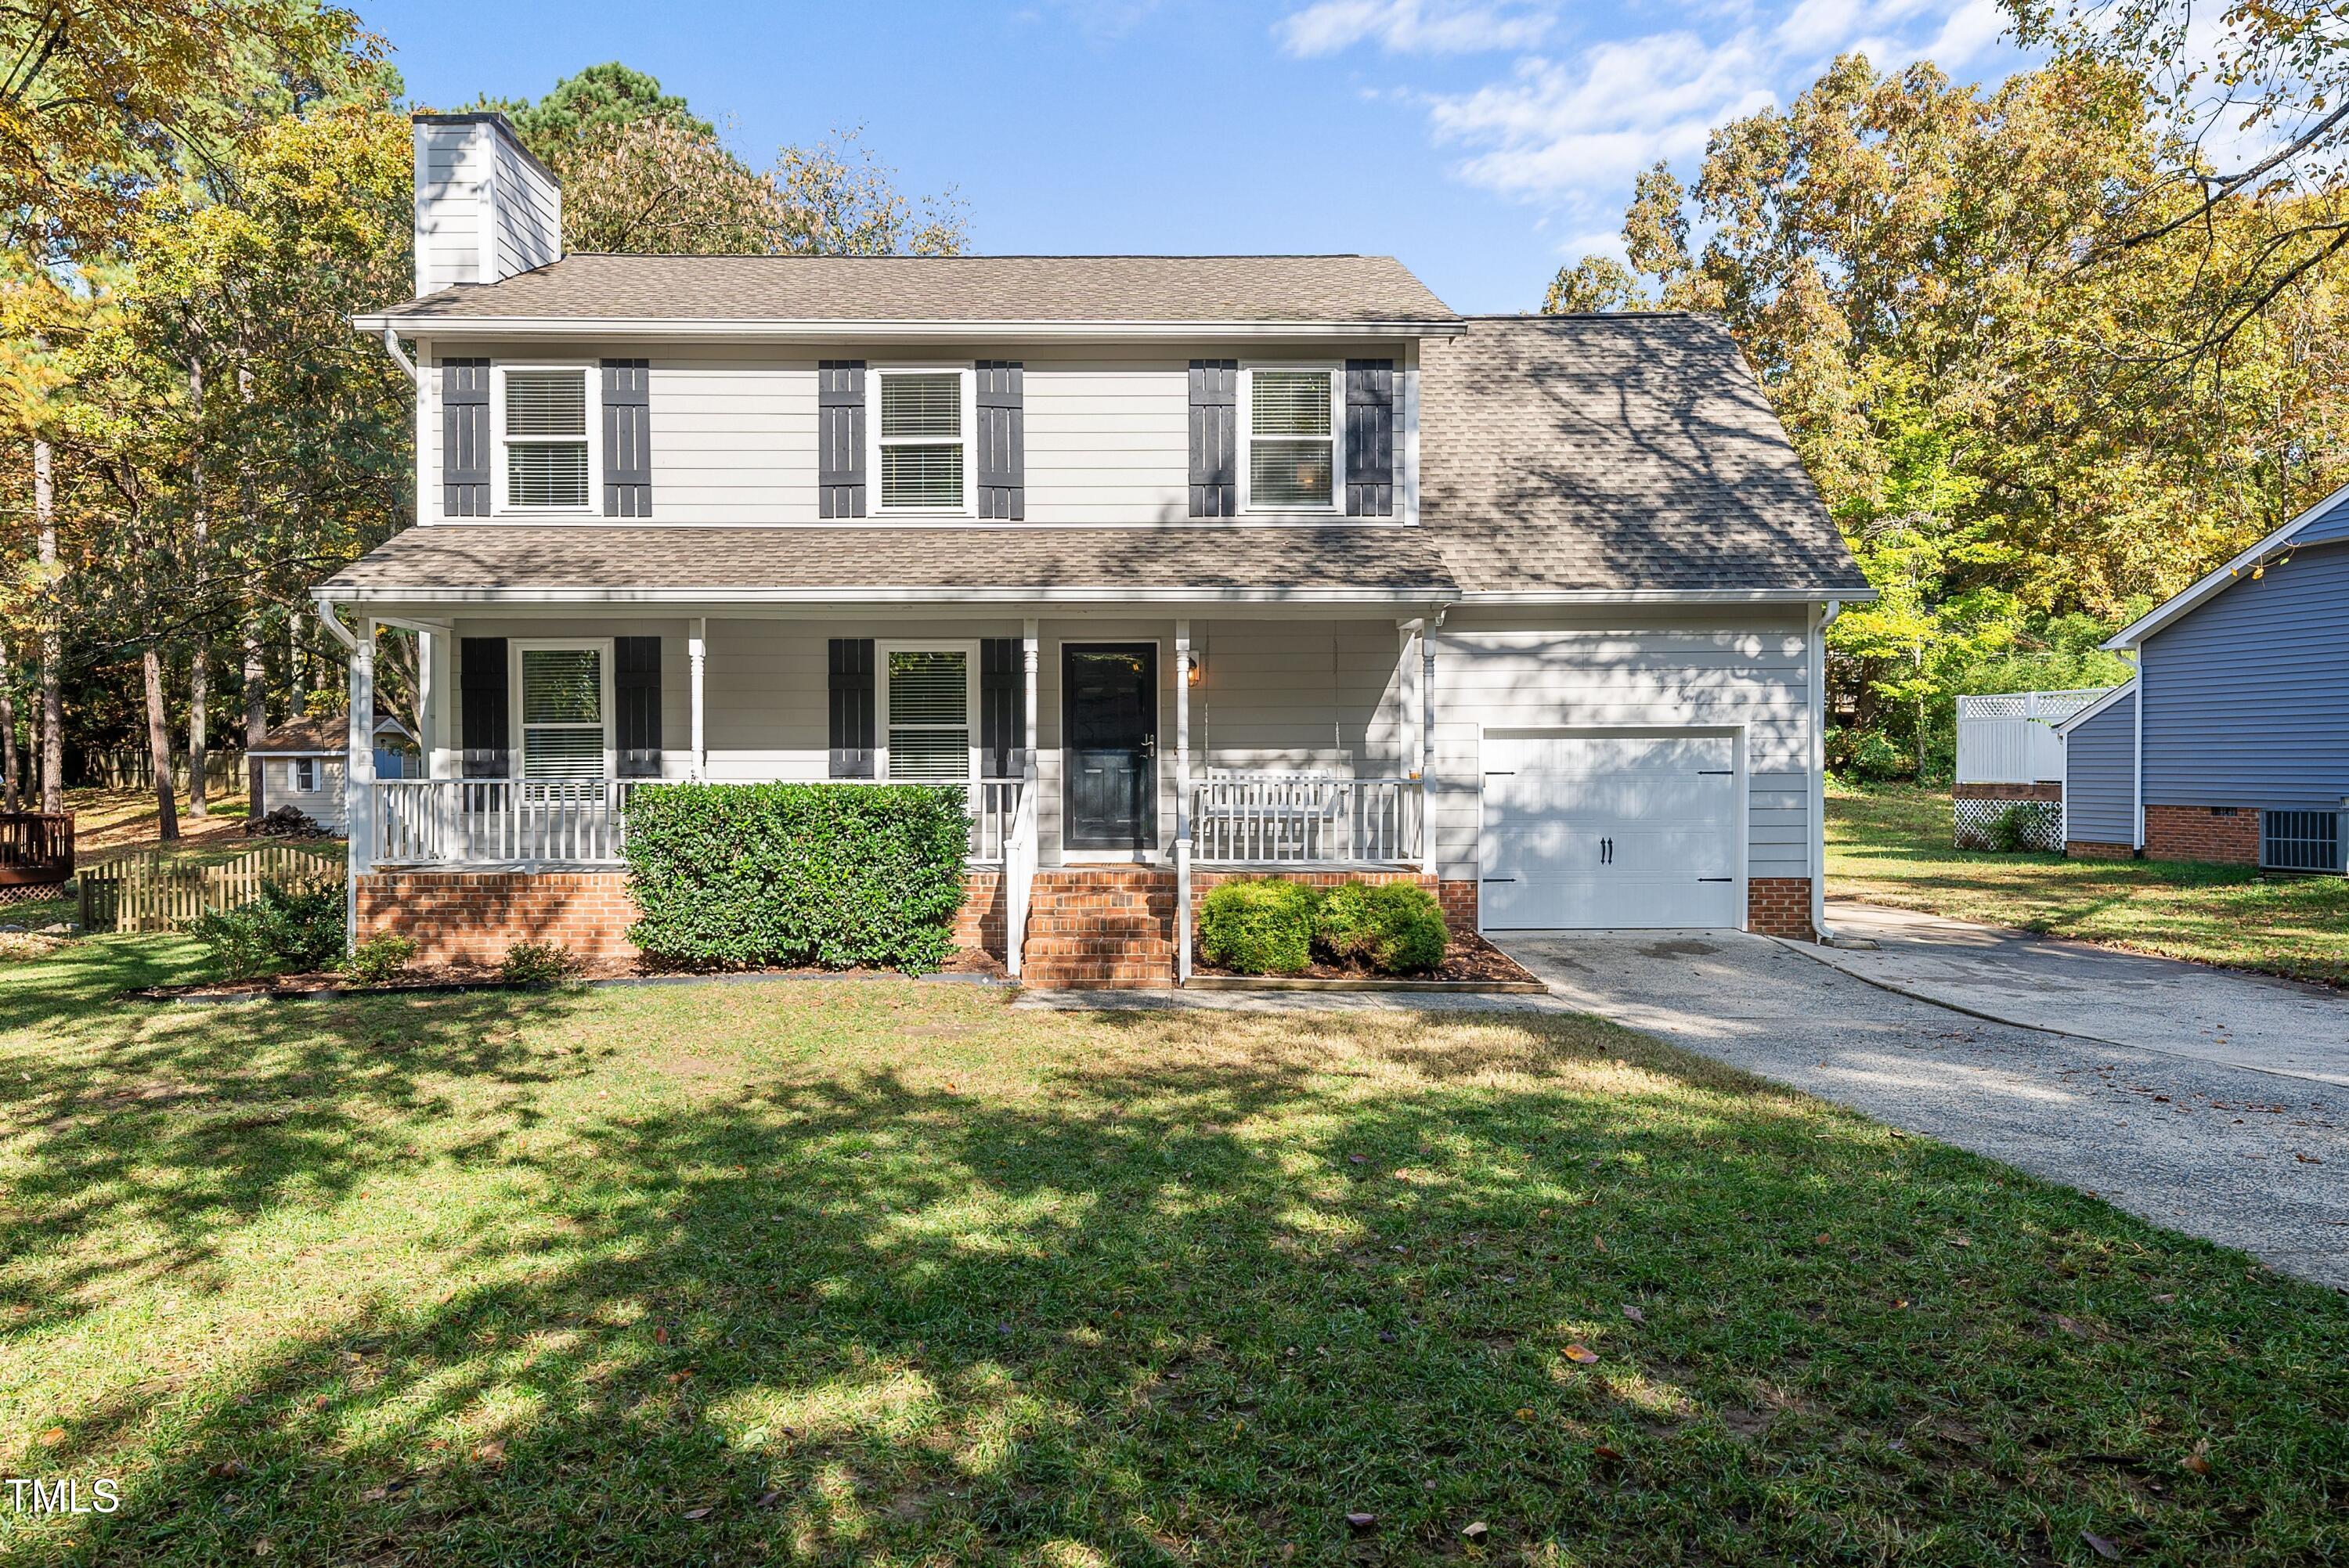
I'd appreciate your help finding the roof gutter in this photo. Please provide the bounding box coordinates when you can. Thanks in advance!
[1456,587,1879,605]
[346,314,1468,341]
[312,584,1459,608]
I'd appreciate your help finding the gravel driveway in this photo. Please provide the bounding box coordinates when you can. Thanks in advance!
[1496,929,2349,1289]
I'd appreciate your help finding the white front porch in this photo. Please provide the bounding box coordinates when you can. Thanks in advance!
[332,608,1440,981]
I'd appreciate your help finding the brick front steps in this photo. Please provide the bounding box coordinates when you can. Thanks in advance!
[1019,868,1178,989]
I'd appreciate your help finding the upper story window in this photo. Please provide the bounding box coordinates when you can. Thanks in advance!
[873,368,971,514]
[1240,367,1340,512]
[501,368,593,510]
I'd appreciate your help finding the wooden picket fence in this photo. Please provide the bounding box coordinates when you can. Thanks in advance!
[78,844,345,934]
[75,748,248,793]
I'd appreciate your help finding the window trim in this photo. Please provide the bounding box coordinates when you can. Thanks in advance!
[866,365,976,517]
[875,639,980,784]
[508,637,616,779]
[290,758,319,793]
[492,362,601,515]
[1238,362,1345,516]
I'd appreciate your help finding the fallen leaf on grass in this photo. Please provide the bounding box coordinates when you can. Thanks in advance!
[682,1506,713,1520]
[2053,1314,2088,1339]
[38,1426,64,1446]
[1622,1304,1645,1324]
[1592,1235,1607,1253]
[207,1459,249,1480]
[1593,1444,1626,1462]
[1345,1512,1377,1533]
[1815,1231,1833,1245]
[654,1326,669,1345]
[755,1490,782,1507]
[1564,1343,1599,1365]
[2181,1440,2213,1476]
[2081,1528,2122,1559]
[1461,1520,1489,1542]
[472,1439,506,1464]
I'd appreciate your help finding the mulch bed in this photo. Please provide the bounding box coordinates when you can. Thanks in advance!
[133,945,1009,1002]
[1196,928,1541,986]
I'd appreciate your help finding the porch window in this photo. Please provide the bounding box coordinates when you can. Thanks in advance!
[875,369,966,511]
[502,368,590,510]
[881,647,974,783]
[1243,368,1339,510]
[516,644,610,779]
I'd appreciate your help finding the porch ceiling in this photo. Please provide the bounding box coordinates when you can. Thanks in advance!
[317,524,1460,607]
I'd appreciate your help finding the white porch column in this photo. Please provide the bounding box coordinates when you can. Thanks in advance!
[1174,618,1193,983]
[345,615,376,948]
[424,629,455,778]
[1420,615,1439,876]
[1022,618,1040,769]
[688,617,707,778]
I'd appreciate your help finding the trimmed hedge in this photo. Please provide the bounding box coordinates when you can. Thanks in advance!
[1316,880,1446,974]
[189,879,346,982]
[622,783,971,972]
[1197,878,1320,975]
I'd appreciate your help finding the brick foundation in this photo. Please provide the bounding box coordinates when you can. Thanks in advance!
[2066,839,2137,861]
[2143,804,2259,866]
[356,869,1010,968]
[1746,877,1814,940]
[1954,780,2064,803]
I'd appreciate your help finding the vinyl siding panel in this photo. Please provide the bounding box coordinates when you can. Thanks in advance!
[418,342,1416,527]
[2141,539,2349,809]
[262,759,349,831]
[1428,607,1813,883]
[415,124,485,293]
[2063,688,2136,844]
[491,136,561,282]
[451,618,695,777]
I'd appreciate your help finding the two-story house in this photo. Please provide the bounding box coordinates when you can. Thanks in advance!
[315,111,1870,985]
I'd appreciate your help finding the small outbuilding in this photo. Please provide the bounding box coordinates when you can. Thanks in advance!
[249,711,416,833]
[2059,485,2349,871]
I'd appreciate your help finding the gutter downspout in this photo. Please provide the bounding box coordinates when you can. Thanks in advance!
[1811,600,1842,945]
[1421,607,1445,878]
[2131,658,2145,854]
[377,328,420,382]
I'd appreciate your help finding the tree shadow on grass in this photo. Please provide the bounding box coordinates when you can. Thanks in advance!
[9,997,2347,1566]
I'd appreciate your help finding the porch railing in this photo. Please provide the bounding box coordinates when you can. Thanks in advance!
[370,777,1029,869]
[0,811,74,888]
[1190,773,1422,865]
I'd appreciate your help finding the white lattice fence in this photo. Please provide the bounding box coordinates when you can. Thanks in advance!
[1954,797,2066,852]
[1956,689,2112,784]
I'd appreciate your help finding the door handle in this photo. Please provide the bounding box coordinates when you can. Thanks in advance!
[1141,736,1157,759]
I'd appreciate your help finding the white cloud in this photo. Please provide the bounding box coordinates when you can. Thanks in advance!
[1398,0,2025,222]
[1278,1,1559,57]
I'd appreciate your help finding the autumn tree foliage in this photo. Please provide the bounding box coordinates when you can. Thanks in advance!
[1546,53,2349,770]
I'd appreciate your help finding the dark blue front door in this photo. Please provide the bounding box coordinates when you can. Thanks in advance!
[1063,643,1156,850]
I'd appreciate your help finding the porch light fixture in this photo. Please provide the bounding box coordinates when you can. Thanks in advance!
[1185,650,1202,687]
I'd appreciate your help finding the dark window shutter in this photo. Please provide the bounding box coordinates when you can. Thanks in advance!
[817,361,867,519]
[615,636,661,777]
[1189,359,1238,517]
[602,359,651,517]
[443,359,491,517]
[975,361,1024,520]
[828,638,875,778]
[459,636,509,777]
[1344,359,1395,517]
[980,636,1025,777]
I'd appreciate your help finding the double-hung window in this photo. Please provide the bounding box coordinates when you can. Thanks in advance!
[501,367,593,510]
[873,369,969,513]
[879,644,976,783]
[513,642,612,779]
[1240,366,1342,511]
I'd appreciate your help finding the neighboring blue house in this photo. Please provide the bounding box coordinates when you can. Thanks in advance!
[2060,484,2349,871]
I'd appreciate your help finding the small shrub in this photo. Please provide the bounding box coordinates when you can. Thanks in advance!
[1848,731,1909,783]
[497,941,577,987]
[1986,804,2046,854]
[1317,880,1448,974]
[343,932,417,986]
[622,782,972,972]
[189,878,344,982]
[1198,878,1320,975]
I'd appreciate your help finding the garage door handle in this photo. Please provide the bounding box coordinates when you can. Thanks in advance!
[1698,877,1733,883]
[1480,876,1516,883]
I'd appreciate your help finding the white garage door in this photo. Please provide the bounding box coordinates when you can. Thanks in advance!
[1480,733,1741,929]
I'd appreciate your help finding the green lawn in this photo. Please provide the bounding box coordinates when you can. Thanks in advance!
[2,936,2343,1565]
[1829,784,2349,986]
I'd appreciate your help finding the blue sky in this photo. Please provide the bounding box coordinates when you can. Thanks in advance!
[355,0,2033,312]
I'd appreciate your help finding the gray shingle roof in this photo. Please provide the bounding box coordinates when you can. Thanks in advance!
[1421,314,1868,596]
[320,525,1457,597]
[375,254,1458,326]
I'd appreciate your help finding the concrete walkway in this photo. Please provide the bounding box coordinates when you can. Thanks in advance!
[1811,900,2349,1086]
[1495,929,2349,1289]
